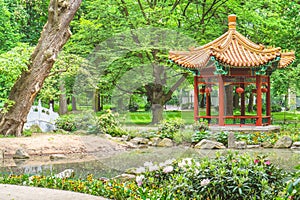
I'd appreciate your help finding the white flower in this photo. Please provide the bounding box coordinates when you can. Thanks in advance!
[178,158,193,168]
[201,178,210,186]
[148,164,159,172]
[163,165,174,173]
[164,158,175,165]
[144,161,153,167]
[136,175,145,186]
[135,167,146,174]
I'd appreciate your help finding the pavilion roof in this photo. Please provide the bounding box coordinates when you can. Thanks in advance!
[169,15,295,69]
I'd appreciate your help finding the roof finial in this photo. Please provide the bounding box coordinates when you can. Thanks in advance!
[228,14,236,30]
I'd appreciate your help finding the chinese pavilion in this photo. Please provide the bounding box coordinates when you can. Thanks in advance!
[169,14,295,126]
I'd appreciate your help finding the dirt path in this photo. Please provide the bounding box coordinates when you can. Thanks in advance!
[0,133,127,166]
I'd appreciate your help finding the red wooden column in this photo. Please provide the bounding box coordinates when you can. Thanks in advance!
[193,75,199,121]
[218,75,225,125]
[256,75,262,126]
[206,87,211,117]
[266,76,271,124]
[241,83,245,124]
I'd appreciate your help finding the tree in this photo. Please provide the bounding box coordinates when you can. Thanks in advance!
[0,0,82,136]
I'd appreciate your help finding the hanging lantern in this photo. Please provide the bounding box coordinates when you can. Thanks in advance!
[200,88,205,94]
[205,87,212,94]
[261,87,268,93]
[236,87,244,94]
[252,89,257,93]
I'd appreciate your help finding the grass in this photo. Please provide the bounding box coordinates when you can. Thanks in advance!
[119,110,300,126]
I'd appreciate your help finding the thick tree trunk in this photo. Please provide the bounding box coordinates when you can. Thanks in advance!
[0,0,82,136]
[71,95,77,111]
[225,85,233,115]
[59,81,68,115]
[152,104,164,124]
[248,92,254,112]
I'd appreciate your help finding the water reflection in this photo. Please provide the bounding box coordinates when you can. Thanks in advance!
[0,148,299,178]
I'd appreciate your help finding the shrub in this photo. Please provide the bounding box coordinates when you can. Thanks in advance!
[156,118,185,139]
[55,115,77,132]
[129,152,287,200]
[97,110,126,137]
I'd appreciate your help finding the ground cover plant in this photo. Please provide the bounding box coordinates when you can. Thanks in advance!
[1,152,297,200]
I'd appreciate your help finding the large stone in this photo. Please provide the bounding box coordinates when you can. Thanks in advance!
[157,138,173,147]
[149,137,161,146]
[13,149,30,159]
[274,136,293,148]
[234,141,247,149]
[228,132,236,148]
[130,137,150,145]
[54,169,75,179]
[261,141,273,148]
[50,154,67,160]
[194,139,226,149]
[112,173,135,181]
[291,141,300,149]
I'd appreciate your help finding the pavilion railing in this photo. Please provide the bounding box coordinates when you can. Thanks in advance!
[198,115,271,126]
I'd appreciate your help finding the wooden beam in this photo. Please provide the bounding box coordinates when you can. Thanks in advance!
[193,75,199,121]
[256,75,262,126]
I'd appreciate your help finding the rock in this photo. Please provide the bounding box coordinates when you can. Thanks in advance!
[112,173,135,181]
[247,145,261,149]
[130,137,149,145]
[228,132,236,148]
[122,135,131,141]
[125,142,138,148]
[157,138,173,147]
[13,149,30,159]
[50,154,67,160]
[261,141,273,148]
[194,139,226,149]
[274,136,293,148]
[291,141,300,149]
[54,169,74,179]
[234,141,247,149]
[150,137,161,146]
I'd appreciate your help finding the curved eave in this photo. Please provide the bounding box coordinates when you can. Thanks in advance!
[278,52,295,68]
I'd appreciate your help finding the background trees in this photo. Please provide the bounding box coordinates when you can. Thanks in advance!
[0,0,299,134]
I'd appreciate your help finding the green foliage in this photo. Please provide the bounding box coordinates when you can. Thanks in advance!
[0,152,296,200]
[55,115,77,132]
[97,110,126,137]
[283,165,300,199]
[156,118,185,139]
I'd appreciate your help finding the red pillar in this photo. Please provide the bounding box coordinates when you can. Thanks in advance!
[256,75,262,126]
[218,75,225,125]
[266,76,271,125]
[241,83,245,124]
[206,90,211,118]
[193,75,199,121]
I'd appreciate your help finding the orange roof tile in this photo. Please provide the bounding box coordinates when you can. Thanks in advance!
[169,14,295,69]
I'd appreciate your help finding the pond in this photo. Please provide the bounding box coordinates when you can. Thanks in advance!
[1,147,299,179]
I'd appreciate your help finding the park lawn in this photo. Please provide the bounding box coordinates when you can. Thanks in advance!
[120,110,300,125]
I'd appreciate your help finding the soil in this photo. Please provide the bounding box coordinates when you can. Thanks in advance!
[0,133,127,167]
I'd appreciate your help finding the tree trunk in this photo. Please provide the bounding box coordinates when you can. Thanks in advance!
[233,93,239,109]
[0,0,82,136]
[225,85,233,115]
[151,104,164,124]
[71,95,77,111]
[248,92,254,112]
[59,81,68,115]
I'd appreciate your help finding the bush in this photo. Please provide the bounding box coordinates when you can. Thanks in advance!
[129,152,287,200]
[97,110,126,137]
[156,118,185,139]
[55,115,77,132]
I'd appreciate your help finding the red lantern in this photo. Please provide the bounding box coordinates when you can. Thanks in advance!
[205,87,212,94]
[261,87,268,93]
[236,87,244,94]
[200,88,205,94]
